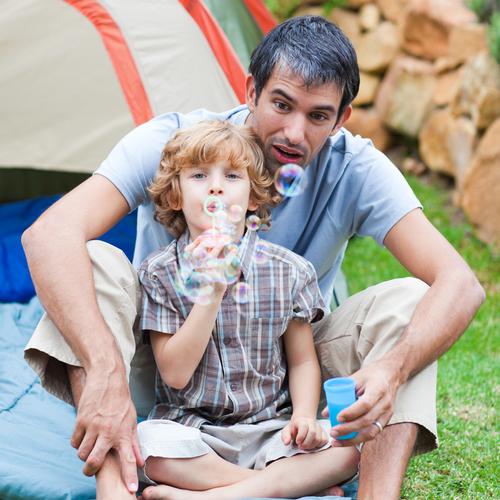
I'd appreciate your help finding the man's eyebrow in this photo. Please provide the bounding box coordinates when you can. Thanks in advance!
[270,88,337,114]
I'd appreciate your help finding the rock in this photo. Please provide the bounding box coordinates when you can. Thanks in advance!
[402,0,477,60]
[329,8,361,45]
[376,0,409,23]
[353,72,381,105]
[357,21,400,72]
[433,67,463,107]
[344,107,392,151]
[448,23,489,63]
[433,55,462,74]
[293,6,325,18]
[402,157,427,175]
[452,52,500,130]
[419,108,476,181]
[461,119,500,246]
[359,3,381,31]
[347,0,373,7]
[375,56,436,137]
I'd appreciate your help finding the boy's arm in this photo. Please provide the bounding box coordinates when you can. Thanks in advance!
[282,319,326,449]
[148,297,223,390]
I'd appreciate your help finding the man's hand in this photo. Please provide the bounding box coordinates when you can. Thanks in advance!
[70,367,144,493]
[282,416,329,450]
[322,359,400,447]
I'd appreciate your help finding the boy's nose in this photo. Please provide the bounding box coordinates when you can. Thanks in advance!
[209,186,223,195]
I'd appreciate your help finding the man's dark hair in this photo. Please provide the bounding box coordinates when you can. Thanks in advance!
[249,16,360,122]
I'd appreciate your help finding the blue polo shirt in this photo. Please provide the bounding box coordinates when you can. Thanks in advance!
[95,105,421,308]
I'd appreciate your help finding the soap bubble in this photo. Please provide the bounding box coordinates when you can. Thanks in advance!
[203,195,224,216]
[224,254,241,284]
[224,243,239,257]
[274,164,307,197]
[228,204,244,223]
[254,241,270,265]
[245,214,261,231]
[232,282,251,304]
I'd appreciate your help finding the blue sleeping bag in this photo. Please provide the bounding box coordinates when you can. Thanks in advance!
[0,298,96,500]
[0,195,137,303]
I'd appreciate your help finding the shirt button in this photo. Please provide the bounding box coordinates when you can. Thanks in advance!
[230,383,238,391]
[223,337,231,346]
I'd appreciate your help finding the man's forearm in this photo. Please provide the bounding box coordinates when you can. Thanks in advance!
[385,270,485,385]
[22,224,123,371]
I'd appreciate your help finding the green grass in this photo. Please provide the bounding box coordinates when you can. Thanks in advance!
[342,173,500,498]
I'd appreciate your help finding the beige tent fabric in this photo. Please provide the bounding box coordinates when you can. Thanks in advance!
[0,0,240,174]
[101,0,239,116]
[0,1,134,173]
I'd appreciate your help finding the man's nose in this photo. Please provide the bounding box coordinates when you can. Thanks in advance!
[284,116,306,145]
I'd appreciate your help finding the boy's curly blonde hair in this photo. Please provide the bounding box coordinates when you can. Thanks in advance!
[148,121,280,238]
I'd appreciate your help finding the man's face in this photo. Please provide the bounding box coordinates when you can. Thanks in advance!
[245,67,351,174]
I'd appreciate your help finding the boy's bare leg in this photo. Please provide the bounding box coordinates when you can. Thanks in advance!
[140,445,358,500]
[68,366,135,500]
[356,422,417,500]
[146,453,258,490]
[96,450,136,499]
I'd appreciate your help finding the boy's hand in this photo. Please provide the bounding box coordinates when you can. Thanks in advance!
[185,234,230,296]
[281,416,328,450]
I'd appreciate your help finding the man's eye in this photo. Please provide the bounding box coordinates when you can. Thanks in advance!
[275,101,289,111]
[311,113,327,122]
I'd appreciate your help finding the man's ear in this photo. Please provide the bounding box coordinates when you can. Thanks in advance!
[331,105,352,136]
[245,74,257,113]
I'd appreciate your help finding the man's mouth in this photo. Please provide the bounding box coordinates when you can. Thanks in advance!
[272,145,304,164]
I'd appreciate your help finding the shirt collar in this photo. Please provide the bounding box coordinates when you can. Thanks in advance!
[237,229,258,280]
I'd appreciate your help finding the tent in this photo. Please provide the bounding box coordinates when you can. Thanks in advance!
[0,0,275,201]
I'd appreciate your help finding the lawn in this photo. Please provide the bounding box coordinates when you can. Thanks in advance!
[342,172,500,498]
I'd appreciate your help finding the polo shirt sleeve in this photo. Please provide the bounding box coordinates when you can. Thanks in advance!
[348,145,423,246]
[292,260,328,323]
[138,265,183,335]
[93,113,180,212]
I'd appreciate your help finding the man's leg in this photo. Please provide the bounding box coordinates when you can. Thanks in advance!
[314,278,438,498]
[357,422,417,499]
[68,365,135,500]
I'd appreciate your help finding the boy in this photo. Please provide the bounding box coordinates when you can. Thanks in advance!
[136,121,359,499]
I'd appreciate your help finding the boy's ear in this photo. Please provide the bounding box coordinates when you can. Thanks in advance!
[248,197,259,212]
[166,191,182,211]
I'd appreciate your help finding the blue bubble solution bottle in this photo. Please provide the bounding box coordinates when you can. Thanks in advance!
[323,377,358,440]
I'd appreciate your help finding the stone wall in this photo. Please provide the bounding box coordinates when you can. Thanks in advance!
[295,0,500,246]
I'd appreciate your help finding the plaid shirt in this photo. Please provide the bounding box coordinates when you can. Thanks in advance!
[139,229,327,428]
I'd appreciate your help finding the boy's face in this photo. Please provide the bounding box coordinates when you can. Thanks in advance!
[179,160,257,239]
[245,67,352,174]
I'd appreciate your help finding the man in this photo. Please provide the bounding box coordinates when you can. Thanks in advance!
[23,16,484,500]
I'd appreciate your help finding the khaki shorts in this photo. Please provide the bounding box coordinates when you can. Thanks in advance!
[138,417,332,472]
[25,241,438,456]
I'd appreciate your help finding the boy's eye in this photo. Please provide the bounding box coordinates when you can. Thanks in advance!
[226,172,241,180]
[192,172,206,179]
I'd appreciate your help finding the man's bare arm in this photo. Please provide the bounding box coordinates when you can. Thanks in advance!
[330,208,485,443]
[22,175,142,492]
